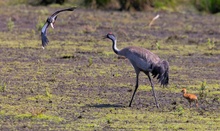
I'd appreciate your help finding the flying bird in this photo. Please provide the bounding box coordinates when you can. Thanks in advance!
[105,33,169,108]
[41,7,76,49]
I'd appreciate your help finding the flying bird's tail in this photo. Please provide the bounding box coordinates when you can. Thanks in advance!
[159,60,169,86]
[152,60,169,87]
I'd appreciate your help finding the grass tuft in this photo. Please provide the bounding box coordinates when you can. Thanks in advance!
[206,38,216,50]
[0,81,6,92]
[7,18,15,32]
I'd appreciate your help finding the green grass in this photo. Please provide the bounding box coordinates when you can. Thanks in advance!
[0,5,219,130]
[193,0,220,13]
[16,113,64,123]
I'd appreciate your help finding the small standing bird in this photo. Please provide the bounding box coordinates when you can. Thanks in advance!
[41,7,76,49]
[181,88,199,108]
[105,33,169,108]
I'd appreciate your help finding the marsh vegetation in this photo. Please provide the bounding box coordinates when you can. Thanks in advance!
[0,3,219,130]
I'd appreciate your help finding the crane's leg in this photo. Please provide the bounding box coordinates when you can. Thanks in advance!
[129,72,139,107]
[147,73,159,108]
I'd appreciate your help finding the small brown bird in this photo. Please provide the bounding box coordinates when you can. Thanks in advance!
[181,88,199,108]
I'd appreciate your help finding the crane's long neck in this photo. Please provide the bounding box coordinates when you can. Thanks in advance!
[112,39,120,54]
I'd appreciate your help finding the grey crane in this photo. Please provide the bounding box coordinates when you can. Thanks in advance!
[105,33,169,108]
[41,7,76,49]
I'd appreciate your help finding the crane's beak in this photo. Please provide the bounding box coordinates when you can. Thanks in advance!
[50,23,54,29]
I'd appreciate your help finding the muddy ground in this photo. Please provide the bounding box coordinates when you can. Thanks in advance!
[0,5,219,130]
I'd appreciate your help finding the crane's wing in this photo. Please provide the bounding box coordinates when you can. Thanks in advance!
[50,7,76,20]
[125,47,161,71]
[41,22,50,48]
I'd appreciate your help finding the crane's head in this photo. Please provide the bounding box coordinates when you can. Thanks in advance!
[47,16,57,29]
[104,33,116,41]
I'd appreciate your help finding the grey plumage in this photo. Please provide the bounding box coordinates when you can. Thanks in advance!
[105,33,169,108]
[41,7,76,48]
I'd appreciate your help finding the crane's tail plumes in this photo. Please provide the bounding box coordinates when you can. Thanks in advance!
[152,60,169,87]
[159,60,169,86]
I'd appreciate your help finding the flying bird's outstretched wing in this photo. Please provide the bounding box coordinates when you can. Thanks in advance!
[50,7,76,19]
[41,7,76,49]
